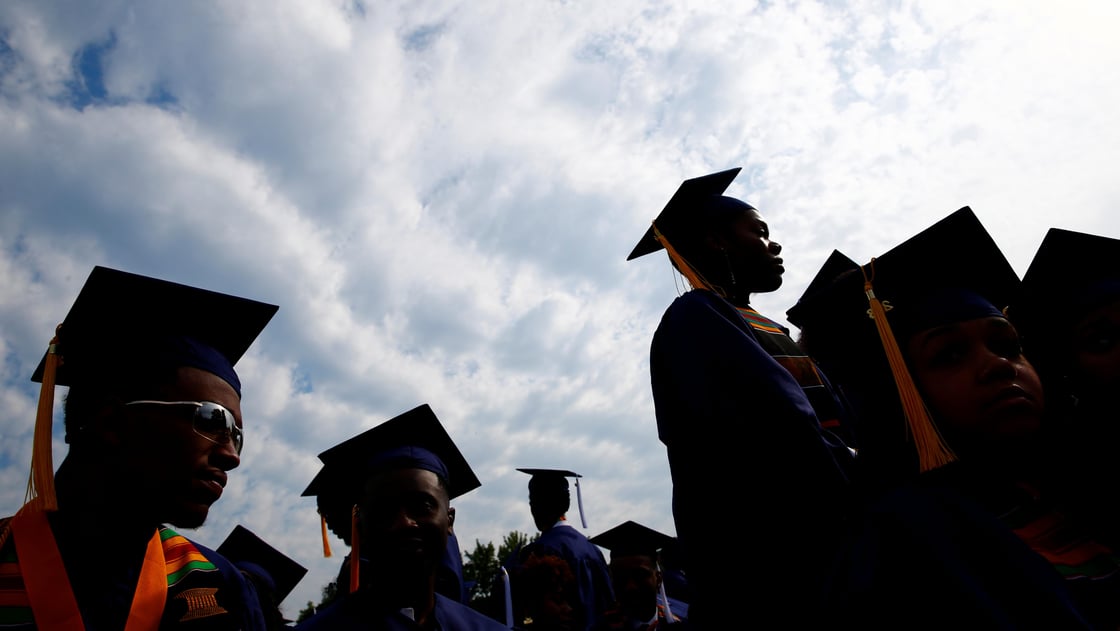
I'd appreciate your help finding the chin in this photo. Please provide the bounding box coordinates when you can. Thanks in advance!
[166,505,211,530]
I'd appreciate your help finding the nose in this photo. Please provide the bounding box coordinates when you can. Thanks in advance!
[980,353,1018,382]
[212,439,241,471]
[769,240,782,254]
[389,507,420,530]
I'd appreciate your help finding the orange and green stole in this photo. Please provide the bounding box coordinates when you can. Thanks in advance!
[0,515,219,630]
[736,306,857,450]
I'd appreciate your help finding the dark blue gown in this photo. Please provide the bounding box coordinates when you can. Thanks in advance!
[522,522,614,631]
[294,591,506,630]
[649,289,855,628]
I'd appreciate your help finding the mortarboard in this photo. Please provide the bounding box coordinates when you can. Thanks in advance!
[1020,228,1120,320]
[20,265,277,515]
[626,167,744,261]
[315,403,481,501]
[589,521,682,621]
[31,266,278,395]
[1013,228,1120,378]
[516,468,588,528]
[789,207,1021,473]
[302,404,481,591]
[217,525,308,604]
[786,250,861,330]
[589,521,675,561]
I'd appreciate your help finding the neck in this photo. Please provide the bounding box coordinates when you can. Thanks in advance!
[363,573,437,624]
[54,456,160,542]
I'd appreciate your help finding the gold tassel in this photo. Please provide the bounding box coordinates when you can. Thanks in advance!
[349,504,360,593]
[23,327,62,514]
[653,224,727,298]
[320,511,332,558]
[861,261,956,472]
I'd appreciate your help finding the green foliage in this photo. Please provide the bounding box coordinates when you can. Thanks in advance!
[462,530,536,620]
[295,579,339,623]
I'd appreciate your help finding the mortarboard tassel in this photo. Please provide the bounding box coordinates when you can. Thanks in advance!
[656,560,674,620]
[24,328,62,514]
[573,478,587,529]
[861,262,956,473]
[320,511,332,558]
[501,566,514,628]
[654,225,728,299]
[349,505,360,593]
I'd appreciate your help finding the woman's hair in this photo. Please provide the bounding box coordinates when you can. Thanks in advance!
[513,552,576,622]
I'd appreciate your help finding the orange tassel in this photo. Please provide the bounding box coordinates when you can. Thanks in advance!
[653,224,728,298]
[861,261,956,472]
[349,505,360,593]
[320,512,332,558]
[23,327,62,513]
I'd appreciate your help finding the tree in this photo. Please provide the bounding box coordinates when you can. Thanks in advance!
[463,530,535,620]
[295,579,339,623]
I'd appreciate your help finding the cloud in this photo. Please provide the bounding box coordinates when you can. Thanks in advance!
[2,0,1119,613]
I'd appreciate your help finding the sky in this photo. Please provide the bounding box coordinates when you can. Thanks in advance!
[2,0,1120,617]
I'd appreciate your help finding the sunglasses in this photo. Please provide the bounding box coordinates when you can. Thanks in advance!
[124,400,244,455]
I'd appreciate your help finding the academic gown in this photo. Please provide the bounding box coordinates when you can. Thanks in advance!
[294,591,506,630]
[522,522,614,631]
[648,289,855,628]
[825,474,1096,630]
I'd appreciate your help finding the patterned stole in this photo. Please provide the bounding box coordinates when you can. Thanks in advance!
[736,308,841,424]
[1000,490,1120,581]
[0,515,217,629]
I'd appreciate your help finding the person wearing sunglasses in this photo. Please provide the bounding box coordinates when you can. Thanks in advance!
[0,265,278,631]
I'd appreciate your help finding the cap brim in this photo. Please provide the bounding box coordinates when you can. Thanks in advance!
[317,404,481,500]
[626,167,742,261]
[589,520,675,558]
[31,266,278,386]
[217,525,308,603]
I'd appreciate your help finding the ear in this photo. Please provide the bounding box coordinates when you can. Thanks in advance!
[703,229,730,252]
[80,401,127,448]
[447,506,456,533]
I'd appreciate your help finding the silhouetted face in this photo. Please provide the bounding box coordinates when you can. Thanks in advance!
[114,366,243,529]
[719,205,784,294]
[359,467,453,579]
[1070,296,1120,392]
[906,316,1044,455]
[609,554,660,621]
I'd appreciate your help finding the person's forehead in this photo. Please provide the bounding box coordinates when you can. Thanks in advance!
[611,553,657,569]
[908,315,1011,348]
[363,467,446,496]
[167,366,241,403]
[1073,296,1120,330]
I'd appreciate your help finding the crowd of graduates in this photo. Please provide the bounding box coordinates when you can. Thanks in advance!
[1,166,1118,630]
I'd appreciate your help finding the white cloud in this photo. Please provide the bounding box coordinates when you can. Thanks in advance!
[2,0,1119,613]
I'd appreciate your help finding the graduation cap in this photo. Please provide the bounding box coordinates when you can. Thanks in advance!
[217,525,308,605]
[786,250,861,329]
[589,521,675,561]
[31,266,278,393]
[516,468,588,528]
[791,207,1021,473]
[21,265,277,514]
[589,521,683,620]
[314,403,481,500]
[1020,228,1120,320]
[302,404,481,589]
[626,167,744,262]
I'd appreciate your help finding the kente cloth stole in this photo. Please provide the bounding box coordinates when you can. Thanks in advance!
[735,307,822,385]
[1002,498,1120,581]
[0,515,217,629]
[734,305,860,458]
